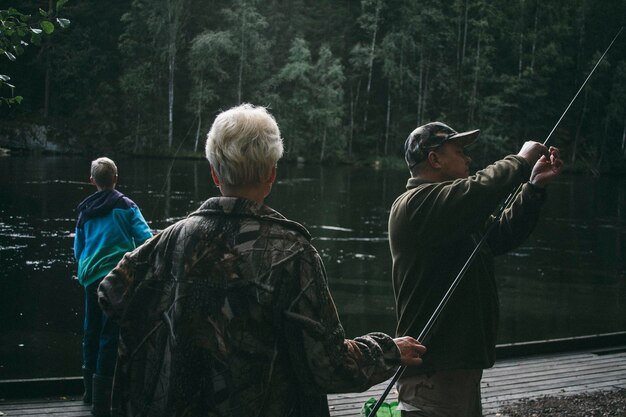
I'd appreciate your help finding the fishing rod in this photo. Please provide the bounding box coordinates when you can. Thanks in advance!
[149,115,199,225]
[367,25,624,417]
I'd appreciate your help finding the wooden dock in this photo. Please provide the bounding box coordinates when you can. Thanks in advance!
[1,348,625,417]
[329,347,626,416]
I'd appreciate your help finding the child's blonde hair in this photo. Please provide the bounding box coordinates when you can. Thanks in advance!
[90,157,117,188]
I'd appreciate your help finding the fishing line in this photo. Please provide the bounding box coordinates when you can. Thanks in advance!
[367,25,624,417]
[149,114,201,226]
[544,26,624,146]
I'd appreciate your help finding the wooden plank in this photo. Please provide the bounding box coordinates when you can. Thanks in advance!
[487,353,626,373]
[483,380,626,402]
[328,350,626,417]
[0,399,90,417]
[486,361,626,382]
[0,400,83,411]
[484,358,626,381]
[482,380,626,406]
[483,365,626,389]
[490,353,626,371]
[486,357,626,378]
[483,377,626,404]
[0,350,623,417]
[5,410,93,417]
[0,401,85,409]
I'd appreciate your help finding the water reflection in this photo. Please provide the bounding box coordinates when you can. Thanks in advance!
[0,156,624,379]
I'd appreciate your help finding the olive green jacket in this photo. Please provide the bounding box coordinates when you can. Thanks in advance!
[388,156,546,376]
[99,197,401,417]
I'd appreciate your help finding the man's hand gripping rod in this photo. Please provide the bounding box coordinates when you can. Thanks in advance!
[367,25,624,417]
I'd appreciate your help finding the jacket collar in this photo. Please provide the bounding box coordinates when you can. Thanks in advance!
[189,197,311,240]
[406,176,433,190]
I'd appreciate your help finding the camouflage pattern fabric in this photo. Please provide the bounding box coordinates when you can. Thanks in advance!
[99,197,401,417]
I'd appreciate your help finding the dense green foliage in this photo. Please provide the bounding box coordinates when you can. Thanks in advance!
[0,1,69,106]
[2,0,626,169]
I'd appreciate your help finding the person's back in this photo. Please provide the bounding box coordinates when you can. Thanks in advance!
[98,105,426,417]
[75,158,152,287]
[102,198,359,416]
[76,191,150,283]
[74,157,152,417]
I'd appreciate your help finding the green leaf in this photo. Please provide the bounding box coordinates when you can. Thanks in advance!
[11,33,22,46]
[4,51,16,61]
[40,21,55,34]
[39,8,49,17]
[31,33,42,45]
[14,95,23,104]
[57,18,70,28]
[56,0,69,11]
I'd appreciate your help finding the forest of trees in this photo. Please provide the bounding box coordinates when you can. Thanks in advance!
[1,0,626,170]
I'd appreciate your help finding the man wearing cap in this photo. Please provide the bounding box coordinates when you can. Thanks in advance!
[388,122,563,416]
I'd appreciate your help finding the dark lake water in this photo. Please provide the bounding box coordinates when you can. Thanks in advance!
[1,155,625,379]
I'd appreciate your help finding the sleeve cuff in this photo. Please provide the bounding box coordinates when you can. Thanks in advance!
[524,181,547,198]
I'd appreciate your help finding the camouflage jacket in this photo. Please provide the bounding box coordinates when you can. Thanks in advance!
[98,197,401,417]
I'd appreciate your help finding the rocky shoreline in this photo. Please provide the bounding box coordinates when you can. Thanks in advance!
[499,388,626,416]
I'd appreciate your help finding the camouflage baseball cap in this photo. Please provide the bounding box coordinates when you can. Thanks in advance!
[404,121,480,169]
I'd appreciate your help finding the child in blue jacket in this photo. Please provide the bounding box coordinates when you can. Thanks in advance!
[74,157,152,417]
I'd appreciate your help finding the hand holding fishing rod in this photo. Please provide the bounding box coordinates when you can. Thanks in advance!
[369,25,622,417]
[528,146,564,188]
[394,336,428,366]
[368,142,563,417]
[517,141,550,166]
[517,142,564,188]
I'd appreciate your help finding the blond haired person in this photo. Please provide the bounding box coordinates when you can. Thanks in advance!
[74,157,151,416]
[99,104,425,417]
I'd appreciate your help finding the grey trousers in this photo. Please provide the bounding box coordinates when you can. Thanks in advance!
[396,369,483,417]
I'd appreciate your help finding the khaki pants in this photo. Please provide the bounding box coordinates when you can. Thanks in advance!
[396,369,483,417]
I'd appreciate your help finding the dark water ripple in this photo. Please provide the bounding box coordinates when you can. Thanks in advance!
[1,156,624,379]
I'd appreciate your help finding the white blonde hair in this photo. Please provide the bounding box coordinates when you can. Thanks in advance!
[90,157,117,188]
[205,104,284,187]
